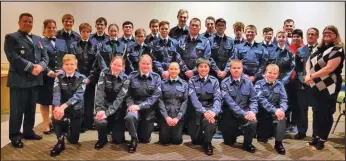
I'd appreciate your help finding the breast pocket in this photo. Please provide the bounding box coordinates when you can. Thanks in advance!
[240,88,250,101]
[195,46,206,57]
[129,51,140,63]
[131,81,141,89]
[176,85,185,98]
[105,80,113,89]
[272,87,281,98]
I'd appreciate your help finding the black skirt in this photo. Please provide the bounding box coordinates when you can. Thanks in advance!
[37,74,55,106]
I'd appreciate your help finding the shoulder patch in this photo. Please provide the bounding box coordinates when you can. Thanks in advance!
[124,80,130,85]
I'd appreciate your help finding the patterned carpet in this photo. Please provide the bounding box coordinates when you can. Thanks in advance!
[1,122,345,160]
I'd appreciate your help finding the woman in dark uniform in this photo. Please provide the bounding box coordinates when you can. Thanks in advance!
[305,25,345,150]
[94,56,129,149]
[38,19,67,134]
[125,54,161,153]
[158,62,188,145]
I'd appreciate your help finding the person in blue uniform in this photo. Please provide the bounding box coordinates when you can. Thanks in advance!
[4,13,49,148]
[294,28,319,140]
[38,19,68,135]
[145,19,160,46]
[188,58,221,155]
[158,62,188,145]
[90,17,110,44]
[234,25,269,83]
[50,54,86,157]
[70,23,98,132]
[266,30,295,86]
[201,16,216,38]
[208,18,236,81]
[125,28,153,75]
[261,27,277,56]
[55,14,80,53]
[119,21,135,45]
[151,20,187,80]
[94,56,129,149]
[219,59,258,153]
[169,9,189,40]
[176,18,217,80]
[95,24,126,72]
[254,64,287,155]
[125,54,161,153]
[233,21,246,45]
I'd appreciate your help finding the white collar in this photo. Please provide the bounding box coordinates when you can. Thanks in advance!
[81,39,89,42]
[140,72,150,77]
[190,35,198,40]
[137,42,144,47]
[308,43,317,48]
[110,37,118,41]
[63,29,71,34]
[66,72,75,77]
[199,74,208,80]
[96,32,105,37]
[178,25,186,30]
[216,33,225,38]
[124,35,133,40]
[263,40,272,45]
[265,77,276,84]
[279,44,286,50]
[247,40,255,46]
[233,77,241,82]
[160,36,169,41]
[151,33,159,37]
[170,77,179,81]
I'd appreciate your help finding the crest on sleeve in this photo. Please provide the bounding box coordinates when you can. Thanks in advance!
[98,80,104,86]
[221,90,226,97]
[189,88,194,95]
[124,80,130,85]
[53,78,59,88]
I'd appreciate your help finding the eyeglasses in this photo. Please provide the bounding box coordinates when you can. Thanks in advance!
[322,32,335,36]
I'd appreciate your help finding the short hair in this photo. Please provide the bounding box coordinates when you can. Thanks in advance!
[233,21,245,31]
[229,59,243,68]
[189,18,201,25]
[149,19,159,27]
[61,14,74,23]
[276,30,287,37]
[266,64,280,73]
[177,9,189,18]
[307,27,319,36]
[283,19,294,25]
[262,27,273,34]
[19,13,33,21]
[95,17,107,26]
[79,23,92,33]
[159,21,170,28]
[205,16,215,23]
[111,56,125,66]
[43,19,56,36]
[108,24,119,31]
[196,58,210,67]
[135,28,146,36]
[215,18,226,26]
[292,29,303,38]
[122,21,133,28]
[245,25,257,33]
[63,54,77,64]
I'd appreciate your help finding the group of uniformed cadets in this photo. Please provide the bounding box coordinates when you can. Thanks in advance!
[5,8,341,158]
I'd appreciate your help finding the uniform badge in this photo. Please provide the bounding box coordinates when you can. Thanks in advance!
[38,41,43,49]
[20,49,25,54]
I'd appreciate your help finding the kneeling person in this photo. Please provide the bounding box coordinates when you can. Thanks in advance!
[50,54,87,157]
[254,64,287,155]
[94,56,129,149]
[158,62,188,145]
[219,59,258,153]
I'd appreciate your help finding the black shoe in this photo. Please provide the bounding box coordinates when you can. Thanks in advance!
[274,142,286,155]
[257,137,268,143]
[295,133,306,140]
[11,140,24,148]
[94,140,108,150]
[50,141,65,157]
[23,133,42,140]
[243,144,256,153]
[313,139,326,150]
[308,137,318,146]
[128,138,137,153]
[203,142,213,156]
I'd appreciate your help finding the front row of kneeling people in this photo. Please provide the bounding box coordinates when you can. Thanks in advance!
[50,54,289,157]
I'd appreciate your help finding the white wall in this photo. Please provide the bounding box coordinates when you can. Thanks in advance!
[1,2,345,63]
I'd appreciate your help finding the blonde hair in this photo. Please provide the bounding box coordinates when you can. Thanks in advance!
[245,25,257,33]
[139,54,152,63]
[169,62,180,69]
[63,54,77,64]
[177,9,189,18]
[233,21,245,31]
[276,30,287,37]
[229,59,243,68]
[319,25,344,48]
[135,28,146,36]
[111,56,125,66]
[265,64,280,73]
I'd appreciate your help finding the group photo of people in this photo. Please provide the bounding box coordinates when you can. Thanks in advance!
[1,2,345,160]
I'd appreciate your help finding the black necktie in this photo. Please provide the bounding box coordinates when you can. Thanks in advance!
[63,32,70,37]
[200,77,205,82]
[110,40,117,44]
[48,37,56,42]
[267,82,274,86]
[163,39,168,45]
[233,80,240,86]
[192,38,196,43]
[141,75,147,80]
[309,46,314,54]
[170,80,177,84]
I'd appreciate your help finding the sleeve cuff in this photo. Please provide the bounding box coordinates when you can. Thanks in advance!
[177,113,183,120]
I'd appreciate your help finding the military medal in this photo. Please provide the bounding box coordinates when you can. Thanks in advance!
[20,46,25,54]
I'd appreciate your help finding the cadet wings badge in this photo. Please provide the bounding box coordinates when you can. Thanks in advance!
[20,46,25,54]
